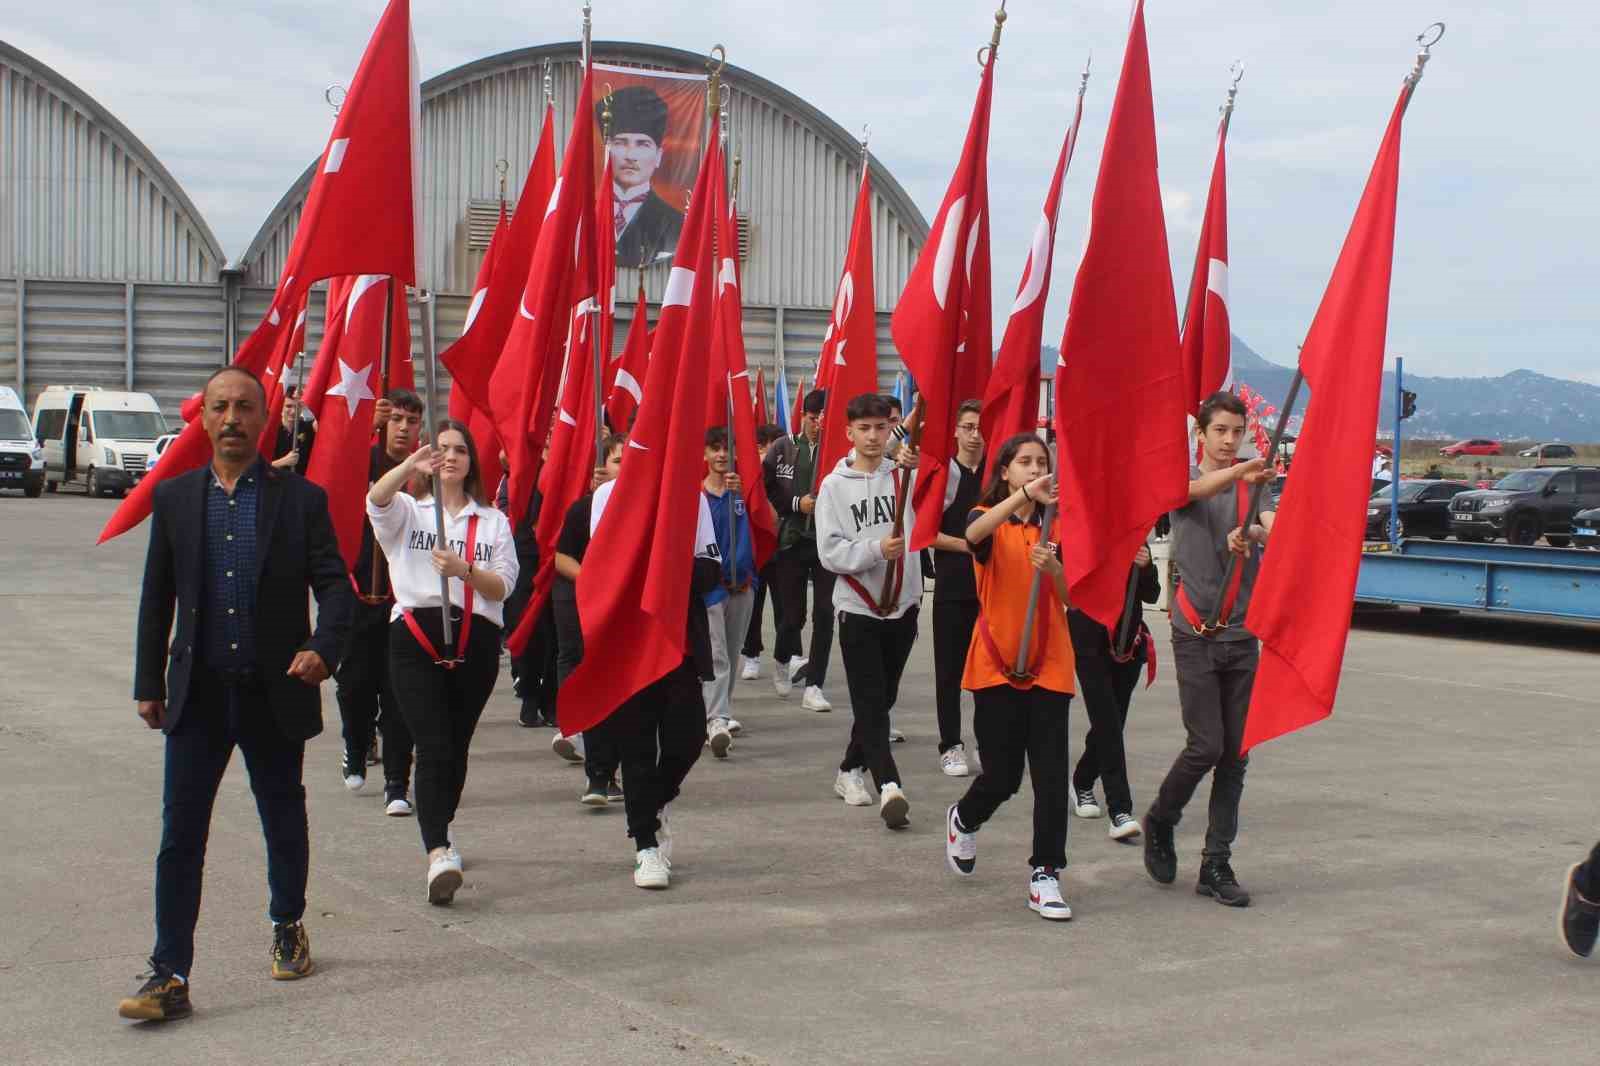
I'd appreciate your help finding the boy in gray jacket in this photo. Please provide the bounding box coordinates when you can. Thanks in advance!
[815,393,922,830]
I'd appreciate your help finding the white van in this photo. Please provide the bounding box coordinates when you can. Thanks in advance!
[0,385,45,497]
[32,386,169,498]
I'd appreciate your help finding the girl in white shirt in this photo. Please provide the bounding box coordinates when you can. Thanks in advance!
[368,419,517,905]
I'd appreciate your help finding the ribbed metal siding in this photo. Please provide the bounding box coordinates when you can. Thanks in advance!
[241,48,924,312]
[19,280,125,393]
[0,277,16,388]
[0,47,223,283]
[132,284,228,413]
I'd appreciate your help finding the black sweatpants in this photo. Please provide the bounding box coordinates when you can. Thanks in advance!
[956,684,1071,870]
[388,613,501,852]
[552,591,619,786]
[932,599,979,753]
[741,559,782,658]
[1148,635,1256,863]
[588,659,705,851]
[335,602,414,791]
[837,607,919,789]
[775,541,836,686]
[1583,841,1600,898]
[1071,650,1145,817]
[511,602,558,725]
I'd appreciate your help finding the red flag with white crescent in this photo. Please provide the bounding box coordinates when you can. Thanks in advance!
[752,367,769,427]
[606,282,650,432]
[816,167,878,482]
[1180,122,1233,412]
[448,203,511,497]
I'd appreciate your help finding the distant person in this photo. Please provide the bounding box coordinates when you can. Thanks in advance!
[121,366,355,1022]
[740,422,787,680]
[602,85,684,264]
[271,386,316,476]
[1424,463,1444,480]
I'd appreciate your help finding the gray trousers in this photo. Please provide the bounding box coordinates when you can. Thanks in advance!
[704,590,755,724]
[1148,635,1257,862]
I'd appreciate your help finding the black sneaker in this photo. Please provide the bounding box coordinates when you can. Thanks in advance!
[1560,862,1600,958]
[270,921,315,980]
[117,966,191,1021]
[580,779,609,807]
[1196,859,1251,907]
[1143,814,1177,885]
[607,779,625,803]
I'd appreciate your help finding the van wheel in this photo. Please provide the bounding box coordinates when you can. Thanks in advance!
[87,467,103,497]
[1546,535,1571,548]
[1505,513,1541,546]
[24,480,42,498]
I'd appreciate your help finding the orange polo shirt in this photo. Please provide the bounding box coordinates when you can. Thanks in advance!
[961,506,1076,695]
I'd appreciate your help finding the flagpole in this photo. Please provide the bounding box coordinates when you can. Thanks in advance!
[416,289,455,655]
[1013,385,1057,676]
[1199,24,1440,633]
[717,67,739,588]
[1178,61,1244,341]
[594,85,613,466]
[580,1,592,67]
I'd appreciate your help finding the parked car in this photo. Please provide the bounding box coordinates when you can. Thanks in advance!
[1439,438,1502,457]
[1268,473,1389,512]
[1572,507,1600,550]
[1448,466,1600,546]
[1516,443,1576,461]
[0,385,46,497]
[1365,479,1474,540]
[144,431,180,472]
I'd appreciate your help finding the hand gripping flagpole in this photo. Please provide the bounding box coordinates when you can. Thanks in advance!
[1201,23,1442,633]
[416,289,456,657]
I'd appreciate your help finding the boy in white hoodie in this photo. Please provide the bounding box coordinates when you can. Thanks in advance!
[815,393,922,829]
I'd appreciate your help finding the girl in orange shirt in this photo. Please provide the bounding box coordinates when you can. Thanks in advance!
[943,433,1076,920]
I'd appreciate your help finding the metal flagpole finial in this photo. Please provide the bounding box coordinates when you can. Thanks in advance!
[718,83,732,146]
[1222,59,1245,119]
[324,85,347,115]
[1408,21,1445,88]
[1078,53,1092,95]
[600,83,615,140]
[732,154,742,201]
[706,45,727,122]
[495,159,510,203]
[542,60,554,104]
[978,1,1007,68]
[859,123,871,168]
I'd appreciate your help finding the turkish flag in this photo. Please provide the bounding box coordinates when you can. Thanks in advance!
[892,50,994,551]
[441,106,557,418]
[713,177,779,572]
[304,275,409,567]
[605,281,650,433]
[595,156,617,382]
[559,118,724,736]
[752,368,769,427]
[1180,123,1232,413]
[490,65,597,528]
[1054,0,1189,629]
[257,300,310,459]
[99,0,419,544]
[816,168,878,482]
[1242,89,1410,753]
[447,204,511,498]
[981,93,1083,479]
[301,276,408,421]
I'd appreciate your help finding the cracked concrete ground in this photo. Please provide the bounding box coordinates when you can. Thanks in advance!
[1,493,1595,1065]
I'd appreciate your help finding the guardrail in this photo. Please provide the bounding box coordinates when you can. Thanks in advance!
[1356,539,1600,621]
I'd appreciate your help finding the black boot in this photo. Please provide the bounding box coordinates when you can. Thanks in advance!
[1197,859,1251,907]
[1143,813,1177,885]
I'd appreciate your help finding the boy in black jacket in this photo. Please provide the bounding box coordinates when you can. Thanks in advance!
[762,390,835,710]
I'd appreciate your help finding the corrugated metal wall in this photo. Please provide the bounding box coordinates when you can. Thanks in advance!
[239,44,927,313]
[0,43,225,284]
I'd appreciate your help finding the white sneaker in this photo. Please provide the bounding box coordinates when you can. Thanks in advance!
[385,796,413,817]
[1072,787,1103,819]
[427,852,463,905]
[789,656,809,684]
[343,769,365,792]
[657,804,674,865]
[773,664,793,699]
[888,727,906,743]
[1029,868,1073,920]
[446,834,463,871]
[634,847,670,889]
[727,718,743,735]
[879,782,910,829]
[1109,812,1142,841]
[801,685,832,712]
[552,732,585,763]
[945,804,977,876]
[834,768,872,806]
[739,657,760,681]
[940,744,970,777]
[709,719,733,758]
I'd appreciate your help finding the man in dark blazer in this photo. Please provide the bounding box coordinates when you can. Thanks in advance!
[602,85,684,266]
[118,366,355,1023]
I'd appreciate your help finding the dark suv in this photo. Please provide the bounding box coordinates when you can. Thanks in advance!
[1449,466,1600,546]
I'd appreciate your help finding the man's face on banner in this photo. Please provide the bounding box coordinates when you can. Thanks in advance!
[609,132,664,194]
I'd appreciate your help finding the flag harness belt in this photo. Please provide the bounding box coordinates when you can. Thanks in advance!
[402,514,479,668]
[840,469,905,618]
[1173,481,1251,638]
[975,517,1050,686]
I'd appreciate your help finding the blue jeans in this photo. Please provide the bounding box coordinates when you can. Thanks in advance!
[153,675,308,977]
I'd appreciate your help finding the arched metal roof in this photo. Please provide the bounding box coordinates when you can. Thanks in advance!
[0,40,227,282]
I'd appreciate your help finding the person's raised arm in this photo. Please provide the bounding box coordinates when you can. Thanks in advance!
[369,445,434,508]
[1189,458,1268,502]
[966,474,1055,545]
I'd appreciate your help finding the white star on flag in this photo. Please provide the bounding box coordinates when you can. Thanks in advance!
[326,359,376,418]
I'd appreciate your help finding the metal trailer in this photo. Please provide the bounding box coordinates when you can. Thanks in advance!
[1355,539,1600,622]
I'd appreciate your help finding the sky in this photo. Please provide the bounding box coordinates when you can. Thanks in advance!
[4,0,1596,383]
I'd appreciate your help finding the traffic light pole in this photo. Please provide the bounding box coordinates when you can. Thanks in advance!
[1390,356,1404,549]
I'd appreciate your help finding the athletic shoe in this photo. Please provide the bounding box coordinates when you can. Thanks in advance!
[940,744,970,777]
[801,685,832,712]
[658,804,674,865]
[888,727,906,743]
[607,779,625,803]
[1029,868,1073,921]
[270,921,314,979]
[1143,814,1177,885]
[739,657,760,681]
[634,847,670,889]
[1560,862,1600,958]
[773,664,793,699]
[709,718,733,758]
[727,718,743,735]
[879,782,910,829]
[1109,812,1142,841]
[580,779,609,806]
[117,967,191,1022]
[341,754,365,793]
[945,804,977,876]
[834,768,873,806]
[1072,787,1102,818]
[789,656,809,684]
[384,789,413,817]
[446,831,464,871]
[1196,859,1251,907]
[427,852,463,905]
[552,732,584,763]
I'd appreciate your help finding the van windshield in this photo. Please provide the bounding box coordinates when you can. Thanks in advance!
[92,411,168,441]
[0,411,30,439]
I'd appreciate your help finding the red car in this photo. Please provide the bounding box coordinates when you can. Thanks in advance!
[1439,438,1502,457]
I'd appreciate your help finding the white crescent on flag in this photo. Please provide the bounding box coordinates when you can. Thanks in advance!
[1207,257,1229,308]
[1010,212,1054,315]
[931,196,968,310]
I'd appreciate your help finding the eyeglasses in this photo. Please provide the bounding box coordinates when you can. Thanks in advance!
[955,424,982,434]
